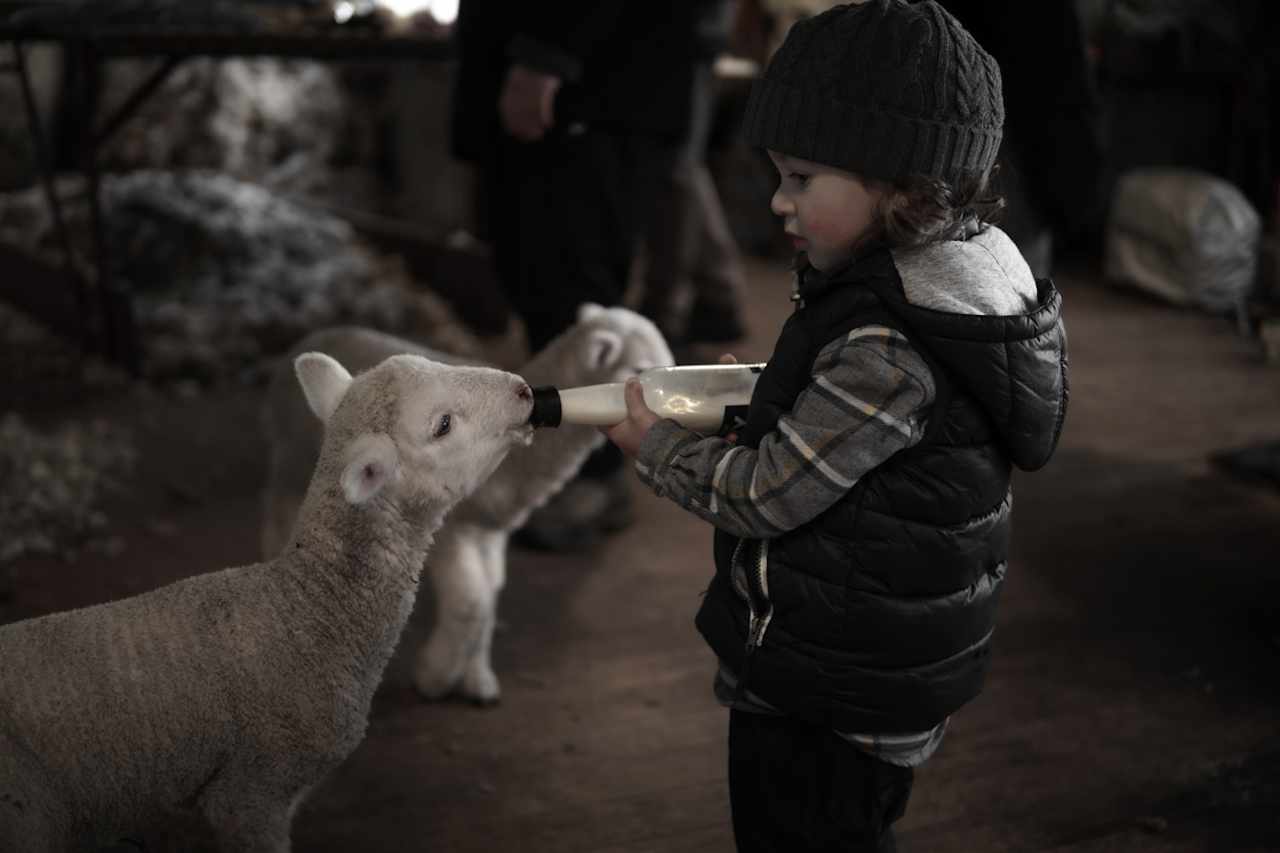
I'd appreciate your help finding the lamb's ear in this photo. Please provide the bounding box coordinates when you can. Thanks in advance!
[341,433,400,505]
[295,352,352,423]
[576,302,606,323]
[585,328,624,370]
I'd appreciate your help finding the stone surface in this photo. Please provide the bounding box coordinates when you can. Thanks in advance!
[0,170,484,382]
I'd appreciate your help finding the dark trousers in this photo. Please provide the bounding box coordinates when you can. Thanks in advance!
[728,711,915,853]
[482,127,680,352]
[640,65,746,337]
[481,128,681,480]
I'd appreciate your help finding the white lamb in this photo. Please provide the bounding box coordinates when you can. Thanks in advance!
[260,303,674,704]
[0,352,536,852]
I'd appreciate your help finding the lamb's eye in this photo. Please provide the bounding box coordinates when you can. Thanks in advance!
[434,414,451,438]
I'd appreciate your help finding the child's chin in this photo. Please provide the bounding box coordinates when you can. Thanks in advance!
[808,250,854,273]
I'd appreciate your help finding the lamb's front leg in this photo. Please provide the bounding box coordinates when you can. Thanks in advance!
[414,528,493,702]
[202,783,296,853]
[0,733,72,853]
[458,530,509,704]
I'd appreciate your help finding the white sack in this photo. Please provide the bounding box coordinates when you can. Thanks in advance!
[1104,167,1260,313]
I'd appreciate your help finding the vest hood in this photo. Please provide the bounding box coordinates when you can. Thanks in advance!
[798,227,1069,471]
[888,230,1067,471]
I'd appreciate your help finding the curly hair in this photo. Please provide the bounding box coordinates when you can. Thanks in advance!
[873,170,1006,248]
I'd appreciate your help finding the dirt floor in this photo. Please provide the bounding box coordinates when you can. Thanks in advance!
[2,253,1279,852]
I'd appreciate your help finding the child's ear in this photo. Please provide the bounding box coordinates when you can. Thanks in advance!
[340,433,401,504]
[295,352,353,423]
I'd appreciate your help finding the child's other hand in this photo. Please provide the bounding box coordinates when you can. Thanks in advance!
[498,64,561,142]
[602,378,660,457]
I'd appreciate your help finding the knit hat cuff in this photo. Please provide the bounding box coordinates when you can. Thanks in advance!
[742,76,1003,186]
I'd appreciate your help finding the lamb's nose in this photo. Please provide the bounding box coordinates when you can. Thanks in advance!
[516,383,532,401]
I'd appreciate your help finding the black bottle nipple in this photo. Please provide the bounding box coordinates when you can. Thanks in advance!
[527,387,563,428]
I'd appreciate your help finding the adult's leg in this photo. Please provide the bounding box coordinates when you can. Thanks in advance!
[683,160,749,343]
[638,64,715,341]
[727,711,914,853]
[489,128,660,548]
[638,134,699,339]
[487,129,633,352]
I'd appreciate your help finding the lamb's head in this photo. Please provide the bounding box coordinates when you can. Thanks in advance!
[541,303,676,388]
[295,352,535,512]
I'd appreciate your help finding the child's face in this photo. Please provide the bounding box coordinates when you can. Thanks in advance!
[767,150,885,272]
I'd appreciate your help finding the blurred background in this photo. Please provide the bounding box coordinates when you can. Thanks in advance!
[0,1,1277,850]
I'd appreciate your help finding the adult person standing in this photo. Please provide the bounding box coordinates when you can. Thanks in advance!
[637,0,749,349]
[450,0,733,549]
[934,0,1111,275]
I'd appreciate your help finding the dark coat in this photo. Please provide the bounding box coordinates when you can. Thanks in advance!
[451,0,732,164]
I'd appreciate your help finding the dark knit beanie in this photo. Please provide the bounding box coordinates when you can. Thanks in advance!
[743,0,1004,187]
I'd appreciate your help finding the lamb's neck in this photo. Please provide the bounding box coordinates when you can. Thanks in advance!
[282,478,446,666]
[468,422,603,530]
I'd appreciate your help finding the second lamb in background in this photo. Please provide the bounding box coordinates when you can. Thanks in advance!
[261,303,675,704]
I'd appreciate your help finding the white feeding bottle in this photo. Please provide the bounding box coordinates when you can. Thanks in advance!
[527,363,766,434]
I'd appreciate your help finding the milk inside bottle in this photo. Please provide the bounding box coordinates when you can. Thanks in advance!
[527,363,766,434]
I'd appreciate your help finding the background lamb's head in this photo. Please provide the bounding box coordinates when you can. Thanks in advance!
[296,352,535,515]
[461,301,675,527]
[554,302,676,388]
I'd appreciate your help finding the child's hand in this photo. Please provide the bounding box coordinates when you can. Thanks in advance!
[602,378,660,457]
[718,352,739,444]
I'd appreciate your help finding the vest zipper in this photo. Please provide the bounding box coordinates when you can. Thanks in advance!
[729,538,773,705]
[745,538,773,649]
[730,538,773,649]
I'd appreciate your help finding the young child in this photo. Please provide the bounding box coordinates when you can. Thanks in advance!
[603,2,1069,851]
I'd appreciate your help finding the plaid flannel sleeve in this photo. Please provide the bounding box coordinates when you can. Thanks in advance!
[634,325,936,539]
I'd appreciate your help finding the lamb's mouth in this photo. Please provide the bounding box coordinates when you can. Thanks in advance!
[510,423,536,444]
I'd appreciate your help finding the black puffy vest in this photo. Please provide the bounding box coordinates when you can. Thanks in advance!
[694,247,1067,734]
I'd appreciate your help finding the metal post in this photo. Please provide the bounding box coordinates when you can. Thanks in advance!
[11,38,95,352]
[77,39,140,375]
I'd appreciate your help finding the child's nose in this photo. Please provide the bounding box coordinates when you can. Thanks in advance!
[770,187,792,218]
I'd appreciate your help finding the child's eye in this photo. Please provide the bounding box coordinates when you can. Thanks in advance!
[789,172,809,186]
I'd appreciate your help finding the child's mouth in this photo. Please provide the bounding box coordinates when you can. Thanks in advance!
[790,236,808,250]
